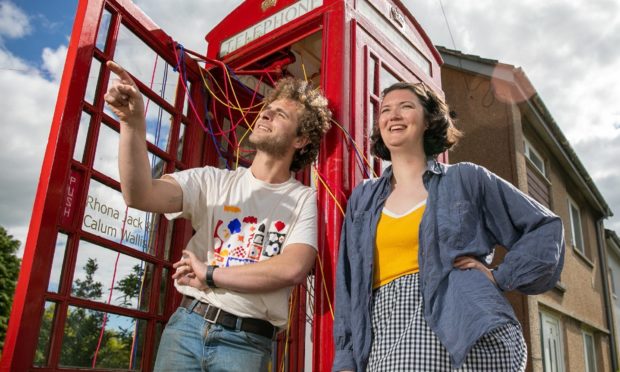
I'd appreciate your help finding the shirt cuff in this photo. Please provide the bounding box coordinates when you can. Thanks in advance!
[492,265,512,291]
[332,349,355,372]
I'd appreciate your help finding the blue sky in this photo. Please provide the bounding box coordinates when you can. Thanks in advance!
[2,0,620,253]
[4,1,76,67]
[2,1,619,368]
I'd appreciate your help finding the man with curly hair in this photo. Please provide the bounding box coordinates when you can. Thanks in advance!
[104,61,331,372]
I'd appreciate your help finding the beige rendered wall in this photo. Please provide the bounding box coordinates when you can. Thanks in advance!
[521,114,610,371]
[441,68,516,184]
[442,65,611,371]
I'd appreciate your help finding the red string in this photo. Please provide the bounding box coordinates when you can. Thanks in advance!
[171,43,265,142]
[143,55,159,115]
[92,54,162,366]
[172,44,211,134]
[265,71,276,85]
[313,165,348,202]
[210,99,237,151]
[91,207,127,367]
[176,52,267,154]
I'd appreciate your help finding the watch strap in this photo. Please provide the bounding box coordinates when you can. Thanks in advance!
[206,265,217,288]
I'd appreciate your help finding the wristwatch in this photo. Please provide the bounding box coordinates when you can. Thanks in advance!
[206,265,217,288]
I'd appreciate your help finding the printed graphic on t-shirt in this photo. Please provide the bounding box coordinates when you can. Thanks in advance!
[211,205,288,267]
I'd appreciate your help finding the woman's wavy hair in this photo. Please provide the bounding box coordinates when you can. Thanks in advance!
[263,77,332,172]
[370,82,461,160]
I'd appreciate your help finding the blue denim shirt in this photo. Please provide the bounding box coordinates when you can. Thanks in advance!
[332,159,565,371]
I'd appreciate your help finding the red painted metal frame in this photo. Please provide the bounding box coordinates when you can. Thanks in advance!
[1,0,443,370]
[0,0,206,370]
[204,0,444,371]
[0,1,101,369]
[206,2,347,371]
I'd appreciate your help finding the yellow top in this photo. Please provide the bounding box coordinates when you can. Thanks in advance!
[373,201,426,289]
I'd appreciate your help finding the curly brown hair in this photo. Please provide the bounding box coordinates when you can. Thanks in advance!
[370,82,461,160]
[263,77,332,172]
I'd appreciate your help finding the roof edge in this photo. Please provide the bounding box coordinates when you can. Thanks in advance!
[437,46,612,218]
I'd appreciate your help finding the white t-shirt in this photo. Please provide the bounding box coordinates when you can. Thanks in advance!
[165,166,317,327]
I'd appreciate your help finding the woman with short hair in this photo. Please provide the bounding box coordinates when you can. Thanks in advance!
[332,82,565,372]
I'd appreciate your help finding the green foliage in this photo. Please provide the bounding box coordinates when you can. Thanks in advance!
[0,226,21,357]
[35,257,145,369]
[0,227,148,367]
[114,264,144,307]
[72,258,103,300]
[33,303,54,365]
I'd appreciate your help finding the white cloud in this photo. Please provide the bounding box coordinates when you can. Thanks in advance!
[0,1,31,41]
[405,0,620,231]
[0,47,59,253]
[133,0,241,52]
[0,42,32,71]
[42,44,68,82]
[3,0,619,255]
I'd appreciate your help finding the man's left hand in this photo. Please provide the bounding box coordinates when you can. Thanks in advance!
[172,250,209,290]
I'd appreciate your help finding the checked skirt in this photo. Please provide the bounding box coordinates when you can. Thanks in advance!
[367,273,526,372]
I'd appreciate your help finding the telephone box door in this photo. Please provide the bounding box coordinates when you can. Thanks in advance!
[1,1,211,370]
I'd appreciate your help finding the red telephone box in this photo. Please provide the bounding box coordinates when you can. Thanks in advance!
[1,0,443,371]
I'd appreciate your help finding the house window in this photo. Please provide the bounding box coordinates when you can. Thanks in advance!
[541,311,565,372]
[583,331,597,372]
[610,268,617,296]
[524,139,546,176]
[568,198,585,255]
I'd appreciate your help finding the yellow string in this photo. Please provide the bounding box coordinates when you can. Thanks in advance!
[312,166,345,216]
[205,66,264,112]
[197,65,265,166]
[301,57,308,82]
[198,59,354,333]
[197,65,262,113]
[281,287,297,372]
[223,65,254,128]
[310,167,340,321]
[234,111,263,169]
[316,252,335,320]
[298,60,375,179]
[331,119,378,178]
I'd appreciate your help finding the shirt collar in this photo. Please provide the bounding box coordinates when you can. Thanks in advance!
[426,157,445,175]
[379,157,445,181]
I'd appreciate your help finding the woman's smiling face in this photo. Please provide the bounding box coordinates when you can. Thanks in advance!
[378,88,426,154]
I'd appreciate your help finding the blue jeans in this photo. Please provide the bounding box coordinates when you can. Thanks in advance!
[153,304,273,372]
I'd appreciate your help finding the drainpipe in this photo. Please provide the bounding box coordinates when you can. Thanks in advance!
[596,218,618,371]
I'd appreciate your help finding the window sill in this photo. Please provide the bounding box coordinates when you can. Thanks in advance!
[525,157,551,185]
[553,281,566,294]
[573,246,594,268]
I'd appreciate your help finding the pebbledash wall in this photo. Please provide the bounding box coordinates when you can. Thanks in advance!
[438,46,615,372]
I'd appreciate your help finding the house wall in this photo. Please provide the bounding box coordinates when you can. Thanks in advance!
[440,68,516,183]
[441,61,611,371]
[524,115,610,372]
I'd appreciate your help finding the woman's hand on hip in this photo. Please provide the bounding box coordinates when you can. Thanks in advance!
[453,256,496,285]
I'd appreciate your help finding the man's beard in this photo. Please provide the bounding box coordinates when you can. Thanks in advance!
[248,131,293,157]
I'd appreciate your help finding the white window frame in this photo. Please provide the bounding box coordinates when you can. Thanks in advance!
[582,330,597,372]
[524,139,546,176]
[568,198,585,255]
[540,311,565,372]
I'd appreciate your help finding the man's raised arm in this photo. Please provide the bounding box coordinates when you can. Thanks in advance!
[104,61,182,214]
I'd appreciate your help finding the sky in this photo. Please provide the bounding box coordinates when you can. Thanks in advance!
[1,0,619,257]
